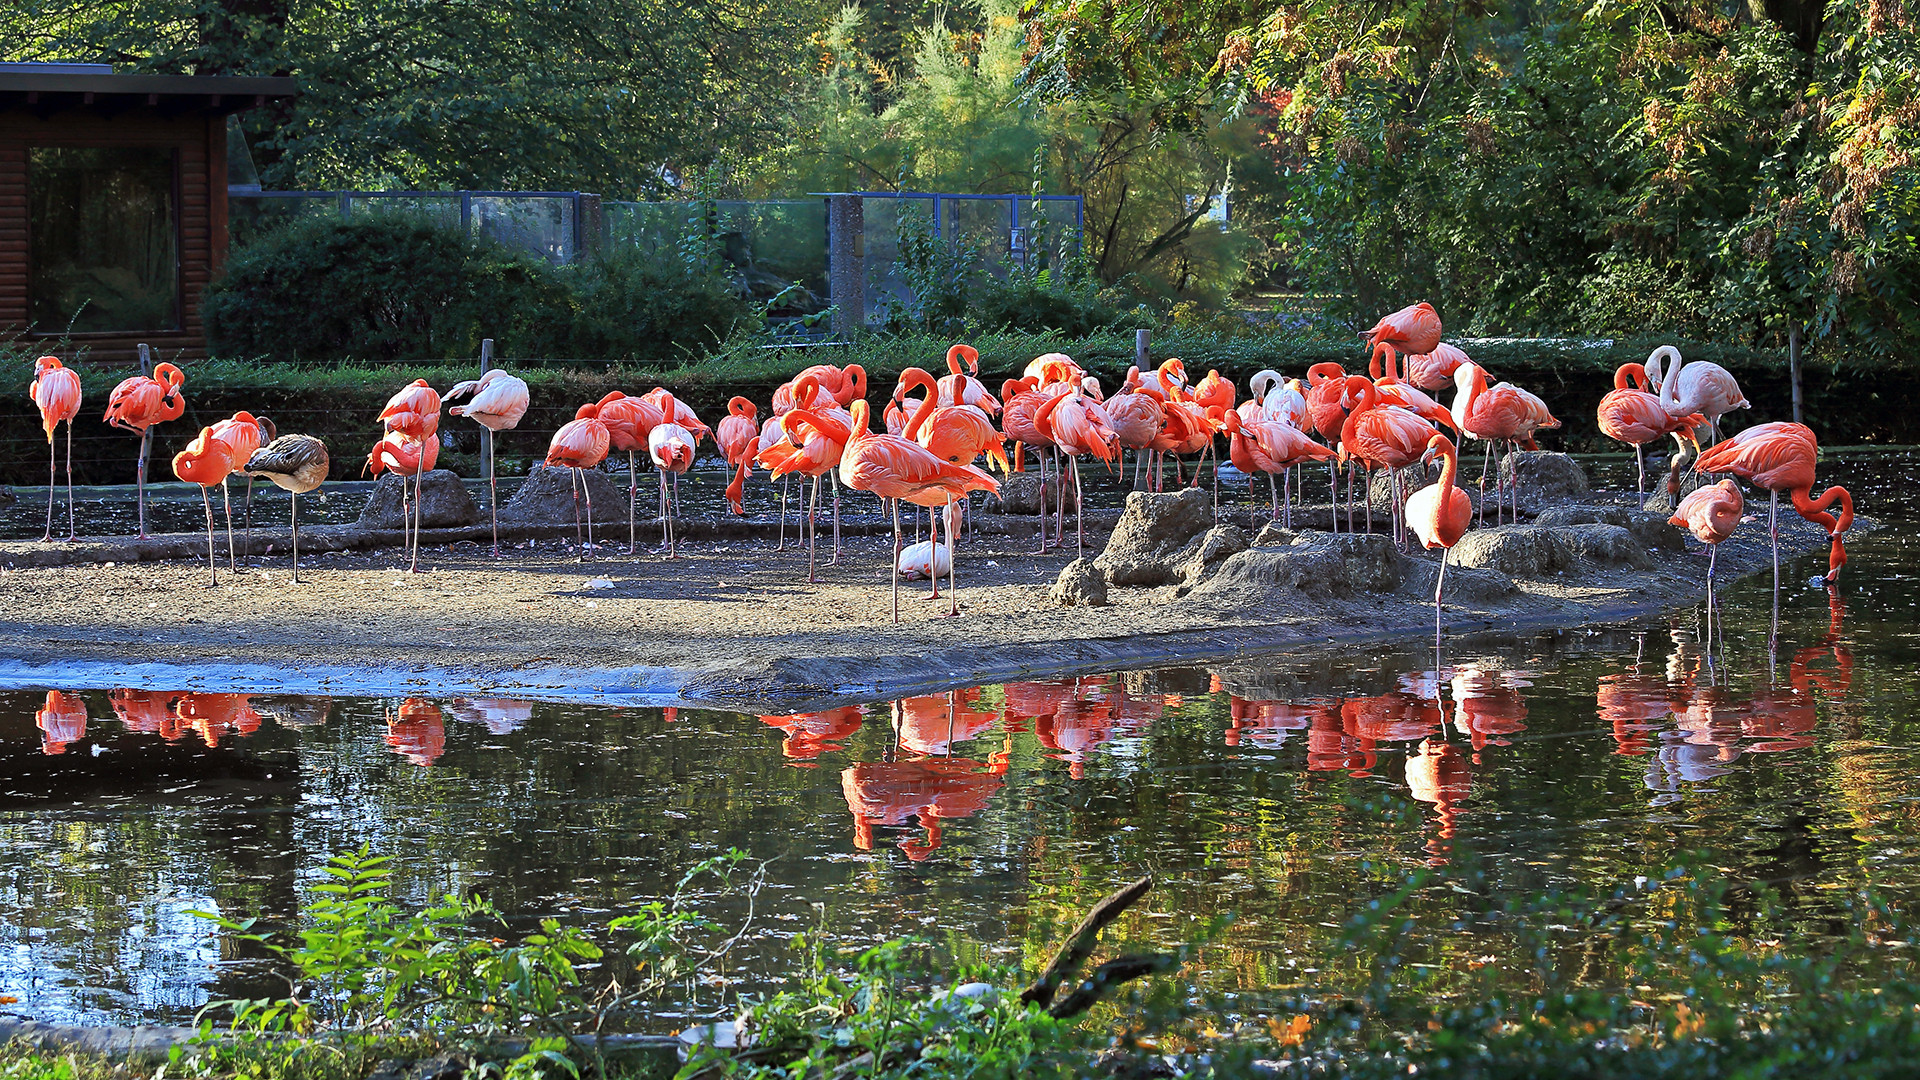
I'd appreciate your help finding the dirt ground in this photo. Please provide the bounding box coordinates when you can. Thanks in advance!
[0,484,1861,710]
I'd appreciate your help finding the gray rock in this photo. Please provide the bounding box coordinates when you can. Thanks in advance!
[1500,451,1589,502]
[1186,530,1408,606]
[499,463,631,524]
[1408,554,1519,604]
[990,472,1053,515]
[356,469,478,529]
[1173,524,1250,584]
[0,486,14,505]
[1533,505,1686,553]
[1049,558,1109,606]
[1093,486,1214,586]
[1450,525,1575,577]
[1252,524,1297,547]
[1556,523,1654,569]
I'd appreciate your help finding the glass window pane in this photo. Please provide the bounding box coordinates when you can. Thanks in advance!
[28,147,180,334]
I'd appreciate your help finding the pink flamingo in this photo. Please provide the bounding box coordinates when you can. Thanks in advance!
[103,361,186,537]
[548,402,611,560]
[28,356,82,542]
[445,368,530,555]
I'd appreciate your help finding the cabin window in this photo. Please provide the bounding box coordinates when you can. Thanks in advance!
[28,146,181,333]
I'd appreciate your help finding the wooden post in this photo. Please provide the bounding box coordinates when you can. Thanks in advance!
[1788,322,1803,425]
[138,342,151,377]
[478,338,494,479]
[1135,328,1150,371]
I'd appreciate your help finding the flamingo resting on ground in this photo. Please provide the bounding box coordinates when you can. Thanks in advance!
[173,427,236,585]
[1694,422,1853,598]
[29,356,82,542]
[1406,434,1473,646]
[103,361,186,538]
[245,434,331,583]
[446,368,530,556]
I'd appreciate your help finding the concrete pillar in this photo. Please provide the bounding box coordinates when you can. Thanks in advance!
[828,194,865,334]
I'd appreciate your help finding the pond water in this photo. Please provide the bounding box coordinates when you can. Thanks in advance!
[0,453,1915,1029]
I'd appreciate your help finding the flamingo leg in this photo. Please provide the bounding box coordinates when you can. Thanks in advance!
[1363,466,1372,535]
[487,429,502,557]
[136,426,152,539]
[1635,444,1646,509]
[830,472,842,564]
[200,485,218,586]
[409,470,423,573]
[925,505,941,599]
[291,490,301,584]
[64,422,75,541]
[1073,456,1086,557]
[1769,489,1780,609]
[219,479,237,572]
[945,501,960,617]
[583,466,596,558]
[241,475,256,567]
[776,477,789,551]
[569,465,585,549]
[1479,442,1493,525]
[1434,546,1448,649]
[41,428,54,542]
[806,473,819,584]
[1327,459,1338,533]
[891,499,902,624]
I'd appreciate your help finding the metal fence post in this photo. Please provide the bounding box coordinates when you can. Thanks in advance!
[828,194,865,334]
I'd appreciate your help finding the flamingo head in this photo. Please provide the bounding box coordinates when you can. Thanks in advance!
[1420,433,1455,467]
[575,401,601,420]
[155,362,186,390]
[33,355,63,377]
[729,396,757,420]
[1158,358,1188,388]
[1307,362,1345,387]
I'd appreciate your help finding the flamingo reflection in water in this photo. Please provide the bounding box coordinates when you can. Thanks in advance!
[1223,698,1321,749]
[35,691,88,755]
[447,697,535,736]
[174,693,263,748]
[840,754,1007,861]
[111,689,184,740]
[1406,739,1471,866]
[1449,664,1532,759]
[893,690,1000,758]
[1307,705,1377,776]
[757,706,863,765]
[1006,675,1158,780]
[387,698,447,766]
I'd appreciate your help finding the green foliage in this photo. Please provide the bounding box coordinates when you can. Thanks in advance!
[201,215,573,364]
[564,248,755,367]
[970,263,1150,337]
[6,0,828,198]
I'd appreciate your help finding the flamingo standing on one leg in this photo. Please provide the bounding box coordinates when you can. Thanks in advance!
[717,397,760,514]
[1223,411,1335,529]
[1406,434,1473,647]
[1669,477,1744,640]
[595,392,665,555]
[103,361,186,538]
[895,367,1010,597]
[445,368,530,556]
[641,387,708,523]
[29,356,82,542]
[1597,362,1704,508]
[547,404,611,561]
[1695,422,1853,598]
[1448,362,1537,525]
[245,434,330,582]
[835,401,999,622]
[172,427,236,585]
[759,405,849,582]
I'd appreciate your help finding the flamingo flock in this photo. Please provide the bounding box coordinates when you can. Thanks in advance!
[20,307,1857,627]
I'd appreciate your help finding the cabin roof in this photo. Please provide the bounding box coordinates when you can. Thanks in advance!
[0,68,298,117]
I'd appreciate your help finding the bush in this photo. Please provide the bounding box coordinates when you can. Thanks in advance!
[561,247,754,367]
[970,264,1151,337]
[203,215,574,363]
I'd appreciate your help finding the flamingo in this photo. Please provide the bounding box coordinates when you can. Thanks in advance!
[1246,371,1309,430]
[647,394,697,558]
[761,405,848,582]
[366,430,438,572]
[1191,369,1235,414]
[1305,363,1354,527]
[173,426,236,585]
[1123,358,1187,398]
[445,368,530,556]
[1222,410,1335,529]
[641,388,705,524]
[835,400,999,621]
[209,411,270,570]
[1449,362,1549,524]
[897,368,1009,575]
[1404,342,1470,392]
[1646,345,1750,493]
[245,434,330,582]
[1669,477,1744,636]
[936,344,999,414]
[716,397,760,514]
[1597,363,1705,507]
[1339,375,1435,544]
[898,540,952,582]
[1406,434,1474,645]
[103,361,186,537]
[1362,301,1443,357]
[28,356,82,542]
[1105,385,1166,490]
[1695,421,1853,595]
[766,375,850,560]
[1369,342,1457,430]
[596,391,666,554]
[36,691,88,755]
[547,403,612,560]
[1036,389,1119,557]
[378,379,442,564]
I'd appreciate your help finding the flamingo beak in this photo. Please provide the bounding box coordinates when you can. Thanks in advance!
[988,446,1011,474]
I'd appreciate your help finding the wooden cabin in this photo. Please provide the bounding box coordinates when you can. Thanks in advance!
[0,64,297,363]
